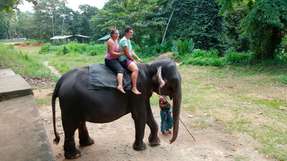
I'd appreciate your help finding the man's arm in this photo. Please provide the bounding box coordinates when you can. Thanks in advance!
[123,46,134,61]
[131,50,143,62]
[131,51,143,63]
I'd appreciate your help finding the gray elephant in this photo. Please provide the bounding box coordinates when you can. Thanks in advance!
[52,58,182,159]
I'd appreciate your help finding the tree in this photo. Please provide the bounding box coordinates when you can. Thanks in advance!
[91,0,159,44]
[32,0,67,39]
[0,12,12,38]
[0,0,37,12]
[77,5,98,36]
[166,0,223,50]
[242,0,287,58]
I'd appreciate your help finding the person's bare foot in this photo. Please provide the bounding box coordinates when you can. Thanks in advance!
[117,86,126,94]
[132,87,141,95]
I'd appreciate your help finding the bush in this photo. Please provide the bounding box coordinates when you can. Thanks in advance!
[275,35,287,64]
[180,49,225,66]
[176,49,260,66]
[173,39,194,56]
[224,50,256,65]
[279,75,287,84]
[136,41,173,56]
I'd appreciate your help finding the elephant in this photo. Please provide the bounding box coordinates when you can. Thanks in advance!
[52,58,182,159]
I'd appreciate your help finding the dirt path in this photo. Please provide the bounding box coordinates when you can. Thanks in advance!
[34,89,271,161]
[43,61,61,77]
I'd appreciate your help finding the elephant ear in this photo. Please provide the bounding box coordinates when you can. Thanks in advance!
[157,66,166,88]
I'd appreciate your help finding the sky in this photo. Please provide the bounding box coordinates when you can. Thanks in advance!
[18,0,108,12]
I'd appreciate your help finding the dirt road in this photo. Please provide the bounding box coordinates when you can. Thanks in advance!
[35,89,271,161]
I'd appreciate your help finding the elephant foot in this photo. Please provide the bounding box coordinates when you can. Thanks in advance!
[148,135,160,147]
[80,137,94,147]
[64,148,81,159]
[133,141,146,151]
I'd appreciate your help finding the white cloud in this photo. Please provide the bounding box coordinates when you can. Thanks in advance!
[18,0,108,12]
[18,1,34,12]
[66,0,108,10]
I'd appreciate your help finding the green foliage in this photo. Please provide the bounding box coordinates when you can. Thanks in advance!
[172,39,194,56]
[62,46,69,55]
[176,48,257,66]
[179,49,225,66]
[242,0,287,59]
[0,0,36,12]
[167,0,224,50]
[39,42,105,56]
[136,41,172,56]
[222,7,249,51]
[275,35,287,64]
[224,50,255,65]
[278,75,287,84]
[0,44,52,78]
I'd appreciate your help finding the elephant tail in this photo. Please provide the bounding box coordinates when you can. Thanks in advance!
[52,76,63,145]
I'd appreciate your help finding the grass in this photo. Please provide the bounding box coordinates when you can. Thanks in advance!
[35,97,51,106]
[0,44,53,78]
[180,64,287,160]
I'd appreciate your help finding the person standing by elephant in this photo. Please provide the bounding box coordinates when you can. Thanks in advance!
[159,96,173,135]
[119,26,142,95]
[104,28,126,94]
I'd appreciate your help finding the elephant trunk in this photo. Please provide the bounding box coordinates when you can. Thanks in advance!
[170,85,182,144]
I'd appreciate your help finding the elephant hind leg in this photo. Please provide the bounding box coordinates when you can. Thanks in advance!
[63,124,81,159]
[78,121,94,147]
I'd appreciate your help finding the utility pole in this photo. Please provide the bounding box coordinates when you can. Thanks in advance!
[61,14,66,35]
[161,0,176,45]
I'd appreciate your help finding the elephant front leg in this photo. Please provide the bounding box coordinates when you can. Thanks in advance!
[131,103,147,151]
[78,121,94,147]
[146,102,160,146]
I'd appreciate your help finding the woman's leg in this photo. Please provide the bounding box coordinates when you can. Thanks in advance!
[127,62,141,95]
[117,73,125,93]
[105,59,125,94]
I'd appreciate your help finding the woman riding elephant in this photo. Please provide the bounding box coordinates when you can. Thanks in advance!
[104,28,126,94]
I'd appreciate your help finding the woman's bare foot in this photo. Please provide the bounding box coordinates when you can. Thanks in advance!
[132,87,141,95]
[117,86,126,94]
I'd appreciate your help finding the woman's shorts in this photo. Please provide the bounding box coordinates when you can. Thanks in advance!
[118,55,134,68]
[105,58,124,74]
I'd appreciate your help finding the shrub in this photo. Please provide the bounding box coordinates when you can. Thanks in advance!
[173,39,194,56]
[180,49,225,66]
[275,35,287,64]
[224,50,256,65]
[279,75,287,84]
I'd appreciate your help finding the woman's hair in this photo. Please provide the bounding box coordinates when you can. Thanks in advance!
[110,28,119,36]
[124,26,133,34]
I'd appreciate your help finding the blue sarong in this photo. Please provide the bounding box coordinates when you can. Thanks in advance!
[160,106,173,132]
